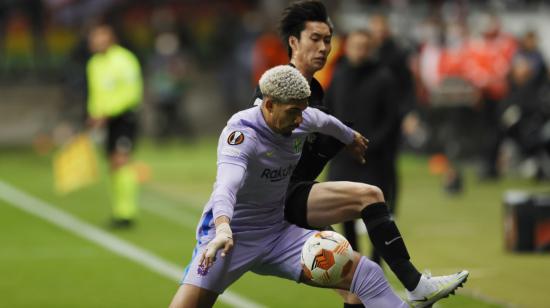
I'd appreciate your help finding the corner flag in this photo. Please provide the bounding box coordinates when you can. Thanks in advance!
[53,133,99,194]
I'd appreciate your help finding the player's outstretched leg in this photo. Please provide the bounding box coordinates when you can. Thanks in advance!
[306,181,469,305]
[307,182,422,290]
[169,283,218,308]
[406,270,469,308]
[302,252,407,307]
[358,191,470,306]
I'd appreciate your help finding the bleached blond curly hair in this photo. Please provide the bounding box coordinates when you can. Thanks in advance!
[259,65,311,103]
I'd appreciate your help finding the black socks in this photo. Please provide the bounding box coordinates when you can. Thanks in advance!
[343,304,364,308]
[360,202,421,291]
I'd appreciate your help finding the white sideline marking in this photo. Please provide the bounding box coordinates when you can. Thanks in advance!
[141,196,199,228]
[0,180,264,308]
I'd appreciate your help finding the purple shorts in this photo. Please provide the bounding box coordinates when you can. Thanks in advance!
[182,222,316,294]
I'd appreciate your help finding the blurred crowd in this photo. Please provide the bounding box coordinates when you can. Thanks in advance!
[1,0,550,182]
[412,9,550,185]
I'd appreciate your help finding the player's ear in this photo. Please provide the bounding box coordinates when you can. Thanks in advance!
[264,97,274,113]
[289,35,299,52]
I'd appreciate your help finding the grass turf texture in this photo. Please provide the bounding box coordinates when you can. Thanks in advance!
[0,139,548,307]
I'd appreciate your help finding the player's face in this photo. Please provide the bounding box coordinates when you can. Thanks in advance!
[345,32,371,66]
[89,26,114,54]
[290,21,332,76]
[271,100,308,136]
[369,16,389,46]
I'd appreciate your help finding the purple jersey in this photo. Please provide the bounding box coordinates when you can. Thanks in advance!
[197,105,354,236]
[182,105,406,307]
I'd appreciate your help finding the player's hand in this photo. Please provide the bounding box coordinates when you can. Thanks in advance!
[346,131,369,164]
[200,222,233,269]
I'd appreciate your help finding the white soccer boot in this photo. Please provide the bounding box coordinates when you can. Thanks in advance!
[406,270,469,308]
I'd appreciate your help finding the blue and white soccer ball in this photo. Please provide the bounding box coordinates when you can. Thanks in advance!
[301,231,354,286]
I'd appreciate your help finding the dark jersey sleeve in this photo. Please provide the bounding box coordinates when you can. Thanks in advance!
[291,132,346,181]
[291,79,346,181]
[250,77,346,181]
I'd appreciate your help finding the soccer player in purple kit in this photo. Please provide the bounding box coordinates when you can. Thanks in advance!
[250,1,469,307]
[169,66,409,307]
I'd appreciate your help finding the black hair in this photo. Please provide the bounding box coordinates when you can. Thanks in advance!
[279,0,333,58]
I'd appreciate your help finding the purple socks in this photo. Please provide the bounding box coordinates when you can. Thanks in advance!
[350,257,407,307]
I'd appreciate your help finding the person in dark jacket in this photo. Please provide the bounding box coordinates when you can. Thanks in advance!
[326,30,399,263]
[370,15,415,120]
[500,53,550,174]
[369,14,416,200]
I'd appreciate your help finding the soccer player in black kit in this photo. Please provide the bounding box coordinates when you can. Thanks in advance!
[250,1,468,307]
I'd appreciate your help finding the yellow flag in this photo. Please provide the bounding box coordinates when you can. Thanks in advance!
[53,133,99,194]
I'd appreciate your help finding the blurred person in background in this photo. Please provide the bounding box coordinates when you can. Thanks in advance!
[214,3,255,117]
[515,30,547,85]
[148,31,193,142]
[326,30,399,264]
[369,14,416,122]
[499,34,550,178]
[415,17,471,194]
[368,14,415,202]
[466,13,516,179]
[250,1,468,307]
[86,23,143,228]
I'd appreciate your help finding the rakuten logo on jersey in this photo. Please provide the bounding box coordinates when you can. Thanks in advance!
[260,164,295,182]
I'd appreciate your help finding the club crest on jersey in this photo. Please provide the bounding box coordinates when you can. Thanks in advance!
[197,264,209,276]
[227,131,245,145]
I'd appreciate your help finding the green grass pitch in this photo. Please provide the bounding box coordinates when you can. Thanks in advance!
[1,138,549,307]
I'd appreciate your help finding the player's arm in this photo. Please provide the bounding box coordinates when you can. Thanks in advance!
[200,162,246,269]
[302,107,368,163]
[86,58,108,125]
[201,127,255,268]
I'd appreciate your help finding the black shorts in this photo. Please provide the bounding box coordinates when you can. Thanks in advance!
[284,180,317,229]
[106,111,138,155]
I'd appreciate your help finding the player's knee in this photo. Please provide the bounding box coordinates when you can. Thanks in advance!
[339,252,362,288]
[364,257,384,275]
[340,252,385,290]
[337,290,362,304]
[356,184,385,209]
[362,257,388,287]
[351,256,384,280]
